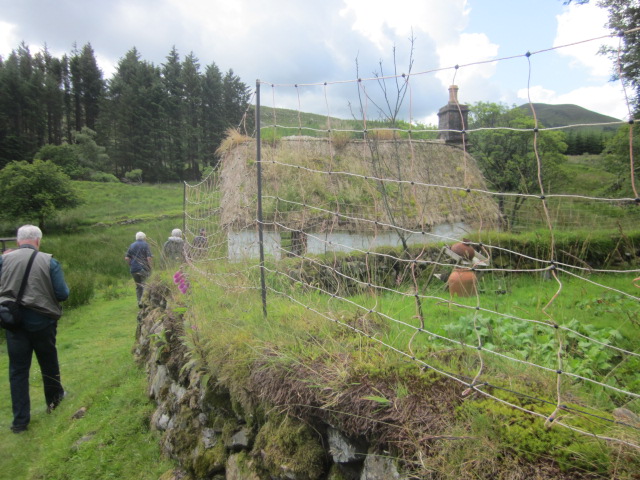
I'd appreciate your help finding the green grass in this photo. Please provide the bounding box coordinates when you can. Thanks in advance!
[556,155,617,194]
[1,180,186,295]
[66,181,184,226]
[517,103,621,132]
[0,180,183,236]
[181,258,640,476]
[173,255,640,477]
[0,295,175,479]
[256,105,438,141]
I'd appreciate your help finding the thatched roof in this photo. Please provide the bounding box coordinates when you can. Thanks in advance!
[218,136,501,233]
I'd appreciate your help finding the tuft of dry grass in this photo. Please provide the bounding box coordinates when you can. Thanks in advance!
[216,128,253,156]
[368,129,399,141]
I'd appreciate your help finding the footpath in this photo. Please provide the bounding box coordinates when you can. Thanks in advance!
[0,294,174,480]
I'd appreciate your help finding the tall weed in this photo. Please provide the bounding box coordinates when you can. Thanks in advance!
[64,269,96,308]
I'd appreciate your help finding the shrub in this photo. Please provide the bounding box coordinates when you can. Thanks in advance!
[125,169,143,183]
[90,171,120,183]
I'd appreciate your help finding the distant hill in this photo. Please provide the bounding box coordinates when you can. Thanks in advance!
[256,103,624,136]
[516,103,622,132]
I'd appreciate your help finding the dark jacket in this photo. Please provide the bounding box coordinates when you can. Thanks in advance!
[126,240,153,274]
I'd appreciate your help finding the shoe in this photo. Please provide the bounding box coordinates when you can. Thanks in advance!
[47,391,66,414]
[11,424,28,434]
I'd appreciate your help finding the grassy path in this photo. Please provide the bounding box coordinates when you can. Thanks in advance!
[0,294,174,479]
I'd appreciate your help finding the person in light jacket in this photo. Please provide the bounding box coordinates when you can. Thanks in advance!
[162,228,185,268]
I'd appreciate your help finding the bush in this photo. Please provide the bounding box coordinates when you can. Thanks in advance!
[90,171,120,183]
[125,169,143,183]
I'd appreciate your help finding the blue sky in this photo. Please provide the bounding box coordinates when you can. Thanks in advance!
[0,0,630,123]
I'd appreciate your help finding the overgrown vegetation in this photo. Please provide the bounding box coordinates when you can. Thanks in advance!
[178,260,640,478]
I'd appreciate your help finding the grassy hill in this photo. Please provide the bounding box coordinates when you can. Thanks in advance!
[255,105,438,140]
[517,103,623,132]
[258,103,623,135]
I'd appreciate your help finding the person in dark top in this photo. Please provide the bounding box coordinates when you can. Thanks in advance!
[125,231,153,308]
[191,228,208,260]
[0,224,69,434]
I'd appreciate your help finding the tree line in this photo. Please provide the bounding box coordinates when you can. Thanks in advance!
[0,43,252,182]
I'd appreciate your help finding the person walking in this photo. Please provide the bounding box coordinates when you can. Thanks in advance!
[0,224,69,434]
[125,232,153,308]
[190,228,208,260]
[162,228,185,268]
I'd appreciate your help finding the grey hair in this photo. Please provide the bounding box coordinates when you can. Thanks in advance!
[171,228,182,237]
[136,231,146,240]
[17,224,43,241]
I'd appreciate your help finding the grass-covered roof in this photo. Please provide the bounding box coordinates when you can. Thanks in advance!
[218,134,501,233]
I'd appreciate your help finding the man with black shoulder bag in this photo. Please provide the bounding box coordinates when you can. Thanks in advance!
[0,225,69,434]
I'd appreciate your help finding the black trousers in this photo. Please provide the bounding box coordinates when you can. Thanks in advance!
[5,323,64,428]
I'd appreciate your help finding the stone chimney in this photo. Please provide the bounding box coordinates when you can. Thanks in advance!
[437,85,469,144]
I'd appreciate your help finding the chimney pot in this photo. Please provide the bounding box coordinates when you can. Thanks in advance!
[448,85,459,104]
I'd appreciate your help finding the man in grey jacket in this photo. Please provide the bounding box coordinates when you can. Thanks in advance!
[0,225,69,433]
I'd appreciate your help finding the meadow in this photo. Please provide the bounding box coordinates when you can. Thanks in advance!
[0,174,638,478]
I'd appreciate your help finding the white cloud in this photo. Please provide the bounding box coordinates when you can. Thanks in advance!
[434,32,499,90]
[0,21,18,58]
[554,3,617,78]
[96,53,117,79]
[543,3,628,120]
[517,83,630,120]
[340,0,469,52]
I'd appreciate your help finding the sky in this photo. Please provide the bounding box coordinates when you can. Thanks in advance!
[0,0,632,124]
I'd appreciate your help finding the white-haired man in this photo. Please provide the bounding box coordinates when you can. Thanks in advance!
[0,224,69,433]
[162,228,185,268]
[125,232,153,308]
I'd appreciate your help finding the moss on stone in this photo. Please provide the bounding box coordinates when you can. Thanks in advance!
[253,416,326,480]
[327,463,351,480]
[192,437,226,478]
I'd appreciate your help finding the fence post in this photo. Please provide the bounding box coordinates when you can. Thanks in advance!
[256,80,268,317]
[182,181,186,234]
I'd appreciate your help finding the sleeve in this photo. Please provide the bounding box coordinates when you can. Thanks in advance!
[50,258,70,302]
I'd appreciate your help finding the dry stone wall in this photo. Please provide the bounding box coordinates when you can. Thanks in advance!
[134,285,407,480]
